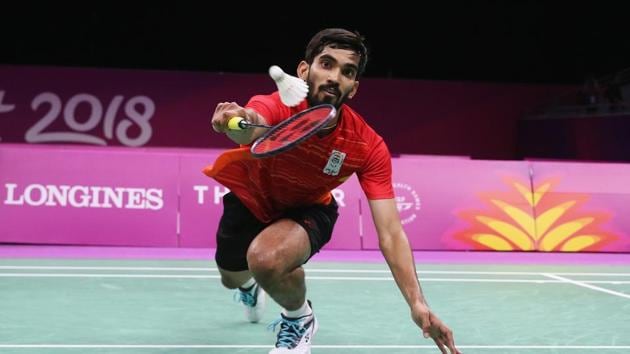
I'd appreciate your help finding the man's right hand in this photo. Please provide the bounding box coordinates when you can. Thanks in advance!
[211,102,249,133]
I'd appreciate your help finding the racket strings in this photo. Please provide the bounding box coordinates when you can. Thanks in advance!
[250,104,336,157]
[268,119,321,142]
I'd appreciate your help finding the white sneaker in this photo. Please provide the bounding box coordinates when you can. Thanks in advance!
[235,283,266,323]
[268,300,318,354]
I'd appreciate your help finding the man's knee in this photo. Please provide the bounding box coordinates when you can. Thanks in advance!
[246,245,283,281]
[218,268,250,289]
[220,275,241,289]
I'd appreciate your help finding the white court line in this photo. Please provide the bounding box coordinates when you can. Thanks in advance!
[1,344,629,350]
[0,273,552,282]
[2,266,630,277]
[3,272,630,284]
[542,273,630,299]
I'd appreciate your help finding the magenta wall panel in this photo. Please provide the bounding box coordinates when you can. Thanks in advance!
[177,150,223,247]
[528,161,630,252]
[0,144,179,246]
[322,175,362,250]
[2,144,629,253]
[361,157,533,251]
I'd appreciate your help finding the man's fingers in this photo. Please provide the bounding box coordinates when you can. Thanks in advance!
[211,122,222,133]
[211,103,245,133]
[211,116,227,133]
[432,337,448,354]
[444,330,460,354]
[211,103,229,132]
[438,327,461,354]
[420,312,431,337]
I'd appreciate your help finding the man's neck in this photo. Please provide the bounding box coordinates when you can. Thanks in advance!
[317,111,341,137]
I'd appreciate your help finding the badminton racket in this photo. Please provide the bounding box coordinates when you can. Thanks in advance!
[227,104,336,158]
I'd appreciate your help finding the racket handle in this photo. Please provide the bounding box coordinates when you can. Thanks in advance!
[227,117,246,130]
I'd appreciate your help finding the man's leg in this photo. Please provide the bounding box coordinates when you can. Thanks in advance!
[246,218,311,310]
[247,219,318,353]
[246,197,338,311]
[217,268,267,323]
[214,192,268,323]
[217,269,253,289]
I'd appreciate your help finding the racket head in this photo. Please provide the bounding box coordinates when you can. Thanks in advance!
[250,104,336,158]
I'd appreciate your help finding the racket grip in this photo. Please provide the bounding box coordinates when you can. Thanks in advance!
[227,117,246,130]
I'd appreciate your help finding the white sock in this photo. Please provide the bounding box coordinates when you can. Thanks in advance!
[240,278,256,290]
[283,301,312,318]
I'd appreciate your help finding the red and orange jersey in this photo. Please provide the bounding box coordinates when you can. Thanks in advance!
[204,92,394,223]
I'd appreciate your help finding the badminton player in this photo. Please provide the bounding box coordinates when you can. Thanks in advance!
[207,28,461,354]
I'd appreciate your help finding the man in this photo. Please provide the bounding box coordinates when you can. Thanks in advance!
[205,28,461,354]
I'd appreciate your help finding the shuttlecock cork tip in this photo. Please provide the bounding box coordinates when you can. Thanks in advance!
[269,65,285,82]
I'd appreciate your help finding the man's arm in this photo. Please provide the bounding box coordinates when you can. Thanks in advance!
[210,102,268,145]
[368,198,461,354]
[367,198,426,307]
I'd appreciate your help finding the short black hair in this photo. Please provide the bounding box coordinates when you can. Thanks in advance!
[304,28,368,79]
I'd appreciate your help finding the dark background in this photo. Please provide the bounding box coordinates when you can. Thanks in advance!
[2,1,629,84]
[3,1,630,162]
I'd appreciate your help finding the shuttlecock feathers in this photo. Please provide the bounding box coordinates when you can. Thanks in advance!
[268,65,309,107]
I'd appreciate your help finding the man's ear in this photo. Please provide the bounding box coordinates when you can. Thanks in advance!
[297,61,309,80]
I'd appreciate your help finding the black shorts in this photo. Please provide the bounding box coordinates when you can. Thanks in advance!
[215,192,339,271]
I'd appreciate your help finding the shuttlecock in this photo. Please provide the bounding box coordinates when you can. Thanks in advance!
[269,65,308,107]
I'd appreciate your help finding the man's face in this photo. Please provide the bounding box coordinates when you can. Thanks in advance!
[298,46,360,109]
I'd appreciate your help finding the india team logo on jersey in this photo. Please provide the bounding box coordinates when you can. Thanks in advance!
[323,150,346,176]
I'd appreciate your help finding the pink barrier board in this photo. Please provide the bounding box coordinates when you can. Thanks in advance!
[177,150,223,247]
[528,161,630,252]
[322,175,362,250]
[361,158,534,251]
[0,144,179,246]
[3,144,630,253]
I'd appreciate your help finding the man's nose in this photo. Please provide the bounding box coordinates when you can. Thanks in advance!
[326,68,341,83]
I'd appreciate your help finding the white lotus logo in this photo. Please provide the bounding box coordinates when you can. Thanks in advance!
[393,182,421,225]
[395,196,414,212]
